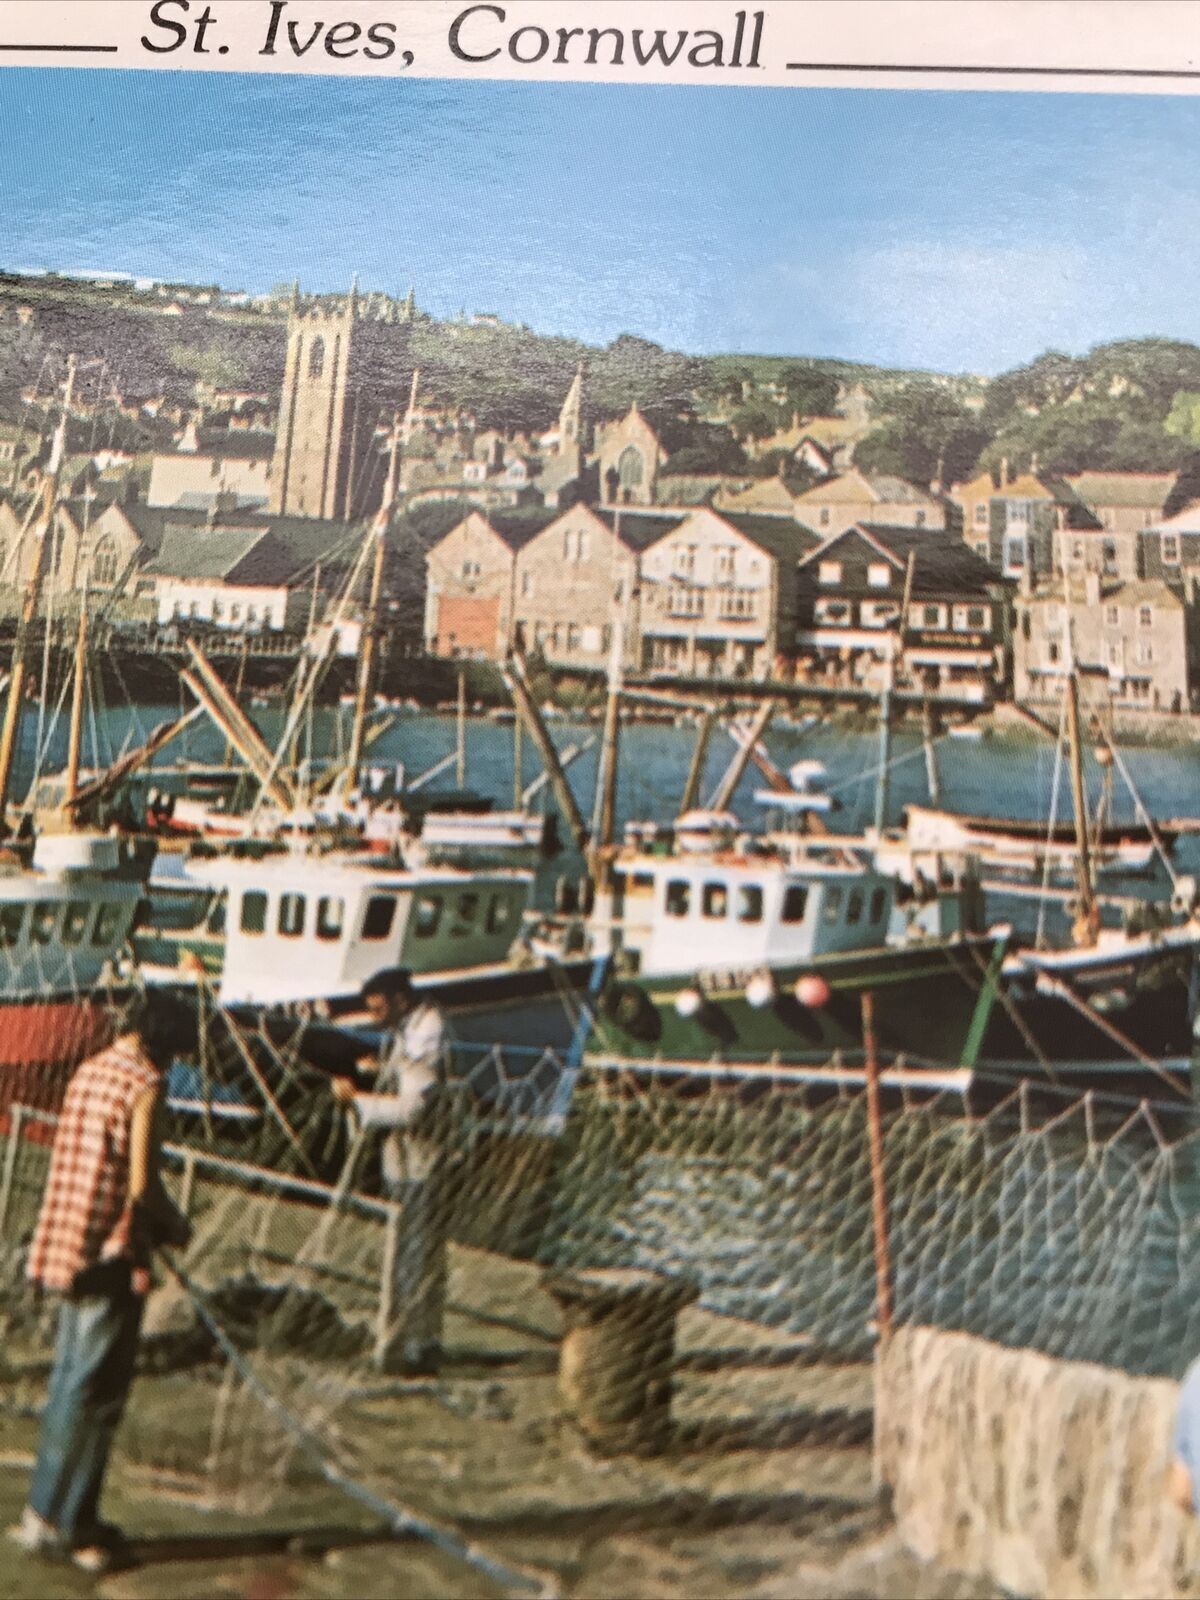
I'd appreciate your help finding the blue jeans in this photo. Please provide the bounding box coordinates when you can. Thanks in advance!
[29,1270,143,1545]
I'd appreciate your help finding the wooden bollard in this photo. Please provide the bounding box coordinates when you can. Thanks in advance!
[541,1266,699,1455]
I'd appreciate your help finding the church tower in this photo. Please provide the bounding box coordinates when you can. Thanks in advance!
[270,278,373,521]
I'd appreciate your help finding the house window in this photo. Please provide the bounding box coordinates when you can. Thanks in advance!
[278,894,305,937]
[921,604,944,628]
[914,510,926,528]
[316,897,344,940]
[973,502,988,528]
[521,571,533,597]
[815,599,851,624]
[92,534,119,587]
[1162,534,1180,564]
[362,895,397,940]
[665,880,690,917]
[1136,638,1154,665]
[867,564,890,589]
[1004,537,1025,571]
[1139,605,1153,627]
[966,605,988,629]
[1107,641,1120,667]
[781,885,809,924]
[1072,541,1084,562]
[819,507,831,527]
[1048,641,1060,664]
[240,892,267,935]
[737,885,763,923]
[702,882,729,919]
[566,624,582,652]
[1105,604,1119,626]
[714,546,735,581]
[674,545,696,577]
[1103,540,1118,569]
[461,559,481,579]
[1006,501,1030,527]
[818,561,842,585]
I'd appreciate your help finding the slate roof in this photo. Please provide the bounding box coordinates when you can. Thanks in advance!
[804,523,1001,599]
[118,503,363,574]
[484,508,562,551]
[193,427,275,460]
[716,511,822,563]
[591,507,688,552]
[1065,472,1176,509]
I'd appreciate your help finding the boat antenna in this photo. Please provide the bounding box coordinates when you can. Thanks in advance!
[0,353,75,826]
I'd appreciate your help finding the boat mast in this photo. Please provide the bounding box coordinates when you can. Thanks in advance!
[0,354,75,826]
[504,651,589,854]
[679,706,715,814]
[64,584,88,807]
[589,603,624,879]
[455,666,467,789]
[1064,621,1096,940]
[344,415,400,802]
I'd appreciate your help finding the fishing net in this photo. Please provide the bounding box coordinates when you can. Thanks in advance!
[0,980,1196,1596]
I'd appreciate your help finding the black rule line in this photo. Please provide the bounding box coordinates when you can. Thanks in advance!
[786,62,1200,78]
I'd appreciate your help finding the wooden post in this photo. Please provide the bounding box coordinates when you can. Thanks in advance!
[0,1104,24,1235]
[504,655,589,854]
[922,698,940,804]
[860,993,894,1344]
[678,706,715,815]
[709,697,777,812]
[374,1197,402,1371]
[512,713,523,811]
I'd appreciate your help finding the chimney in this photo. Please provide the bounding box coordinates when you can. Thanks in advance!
[1030,451,1040,477]
[1000,456,1010,489]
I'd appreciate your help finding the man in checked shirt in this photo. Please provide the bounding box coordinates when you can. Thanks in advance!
[9,991,191,1575]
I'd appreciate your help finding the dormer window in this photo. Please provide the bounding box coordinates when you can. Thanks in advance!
[867,563,890,589]
[1162,533,1180,564]
[818,561,842,585]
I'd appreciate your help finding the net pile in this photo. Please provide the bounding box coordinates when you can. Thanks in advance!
[0,995,1196,1596]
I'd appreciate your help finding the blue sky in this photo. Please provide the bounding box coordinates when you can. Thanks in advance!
[2,68,1198,373]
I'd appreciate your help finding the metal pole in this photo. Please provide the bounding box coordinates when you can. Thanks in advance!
[375,1198,401,1370]
[860,993,894,1343]
[456,667,467,789]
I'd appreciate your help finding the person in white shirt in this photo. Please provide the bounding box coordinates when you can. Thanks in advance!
[333,968,448,1374]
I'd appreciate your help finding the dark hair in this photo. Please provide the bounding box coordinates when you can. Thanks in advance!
[360,967,415,1007]
[125,988,196,1071]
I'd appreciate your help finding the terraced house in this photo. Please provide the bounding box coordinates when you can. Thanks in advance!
[637,508,818,679]
[794,524,1006,703]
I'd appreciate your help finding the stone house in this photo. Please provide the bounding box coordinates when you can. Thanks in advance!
[952,468,1099,577]
[423,509,557,660]
[1013,574,1193,711]
[712,472,798,518]
[637,508,818,680]
[790,468,946,538]
[511,505,684,670]
[148,525,303,631]
[148,427,275,510]
[794,523,1007,703]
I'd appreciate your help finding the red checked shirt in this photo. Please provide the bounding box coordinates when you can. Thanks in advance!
[26,1038,161,1295]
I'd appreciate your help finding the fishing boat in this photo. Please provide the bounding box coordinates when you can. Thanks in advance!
[903,803,1164,880]
[137,847,594,1066]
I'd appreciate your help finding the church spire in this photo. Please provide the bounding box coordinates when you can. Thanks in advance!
[557,361,585,448]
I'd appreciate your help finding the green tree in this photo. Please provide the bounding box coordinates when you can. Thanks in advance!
[854,385,988,486]
[730,398,788,442]
[775,363,839,417]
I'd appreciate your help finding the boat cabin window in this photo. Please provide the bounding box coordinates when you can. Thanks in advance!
[413,894,442,938]
[702,883,728,919]
[737,885,763,923]
[486,893,512,934]
[451,893,479,936]
[316,896,344,941]
[631,872,655,893]
[362,896,397,941]
[207,897,227,936]
[869,887,887,924]
[0,905,23,947]
[847,888,864,926]
[781,885,808,924]
[92,904,123,947]
[241,892,268,936]
[278,893,305,938]
[30,904,57,945]
[62,902,89,946]
[665,880,690,917]
[823,886,844,925]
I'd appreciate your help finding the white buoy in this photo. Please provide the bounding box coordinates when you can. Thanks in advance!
[745,971,776,1009]
[674,987,704,1019]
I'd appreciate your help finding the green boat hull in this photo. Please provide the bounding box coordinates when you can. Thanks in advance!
[591,932,1005,1067]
